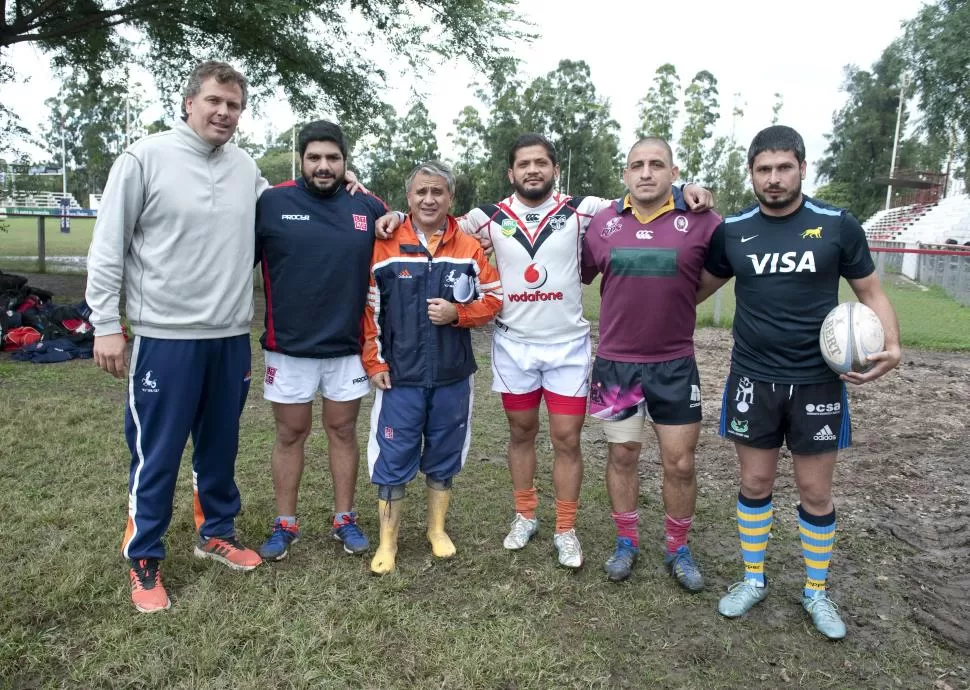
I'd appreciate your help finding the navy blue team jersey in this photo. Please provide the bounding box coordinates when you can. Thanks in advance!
[704,196,875,384]
[255,178,387,358]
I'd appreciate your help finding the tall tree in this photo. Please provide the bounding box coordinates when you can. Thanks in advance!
[523,60,622,198]
[904,0,970,191]
[450,105,488,211]
[361,102,440,211]
[40,72,146,201]
[815,41,944,220]
[636,63,680,141]
[0,0,530,150]
[714,145,755,214]
[677,70,720,182]
[702,100,754,214]
[475,58,530,203]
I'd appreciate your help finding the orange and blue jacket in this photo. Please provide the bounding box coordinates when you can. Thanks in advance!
[363,215,502,387]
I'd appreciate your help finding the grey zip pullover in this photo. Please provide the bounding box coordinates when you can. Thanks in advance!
[85,119,269,339]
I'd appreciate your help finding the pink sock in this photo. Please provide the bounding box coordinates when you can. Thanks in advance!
[611,510,640,547]
[665,514,693,553]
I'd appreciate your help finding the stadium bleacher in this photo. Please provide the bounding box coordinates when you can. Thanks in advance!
[1,191,82,209]
[863,193,970,244]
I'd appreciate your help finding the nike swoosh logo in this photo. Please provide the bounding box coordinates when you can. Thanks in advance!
[740,235,758,243]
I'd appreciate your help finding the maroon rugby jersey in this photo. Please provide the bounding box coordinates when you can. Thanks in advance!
[581,194,720,362]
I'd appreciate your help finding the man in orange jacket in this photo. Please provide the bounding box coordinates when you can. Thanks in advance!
[362,161,503,575]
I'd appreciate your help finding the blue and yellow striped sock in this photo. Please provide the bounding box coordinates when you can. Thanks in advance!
[799,504,836,598]
[737,493,773,586]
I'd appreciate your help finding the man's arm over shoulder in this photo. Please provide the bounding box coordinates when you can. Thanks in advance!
[697,223,732,303]
[456,205,492,236]
[580,205,614,284]
[362,243,390,378]
[85,152,145,336]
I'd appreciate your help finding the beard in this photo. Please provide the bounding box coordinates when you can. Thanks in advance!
[303,171,342,195]
[513,177,555,201]
[754,181,801,210]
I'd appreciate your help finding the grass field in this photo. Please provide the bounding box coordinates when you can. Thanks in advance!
[0,216,96,256]
[1,274,968,688]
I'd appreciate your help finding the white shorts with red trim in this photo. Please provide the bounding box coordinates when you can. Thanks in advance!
[263,351,370,404]
[490,330,592,398]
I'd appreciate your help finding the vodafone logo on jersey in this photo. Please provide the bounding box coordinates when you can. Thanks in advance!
[509,263,564,303]
[523,263,548,289]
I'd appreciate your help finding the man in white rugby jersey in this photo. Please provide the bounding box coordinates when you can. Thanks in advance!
[379,133,712,568]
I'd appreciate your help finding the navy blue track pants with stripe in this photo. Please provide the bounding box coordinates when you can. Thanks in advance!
[366,376,474,488]
[122,335,251,561]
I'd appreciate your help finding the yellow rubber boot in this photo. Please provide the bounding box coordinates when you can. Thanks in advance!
[370,499,402,575]
[426,488,456,558]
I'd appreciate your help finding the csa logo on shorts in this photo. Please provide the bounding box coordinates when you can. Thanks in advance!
[384,426,394,440]
[501,219,517,237]
[265,366,277,385]
[523,262,549,289]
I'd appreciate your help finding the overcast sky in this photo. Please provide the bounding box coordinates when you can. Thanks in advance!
[1,0,925,193]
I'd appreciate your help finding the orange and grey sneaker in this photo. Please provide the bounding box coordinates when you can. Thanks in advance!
[194,534,262,571]
[129,558,171,613]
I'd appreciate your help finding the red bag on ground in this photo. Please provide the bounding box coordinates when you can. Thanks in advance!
[2,326,42,351]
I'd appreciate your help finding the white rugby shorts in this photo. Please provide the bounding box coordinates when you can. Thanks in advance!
[263,351,370,404]
[490,330,592,397]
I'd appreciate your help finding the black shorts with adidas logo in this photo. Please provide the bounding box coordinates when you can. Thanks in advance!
[718,373,850,454]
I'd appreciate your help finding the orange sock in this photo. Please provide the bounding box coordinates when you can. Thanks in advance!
[513,488,538,520]
[555,499,578,533]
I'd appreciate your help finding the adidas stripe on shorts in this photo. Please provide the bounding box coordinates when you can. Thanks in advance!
[718,373,851,454]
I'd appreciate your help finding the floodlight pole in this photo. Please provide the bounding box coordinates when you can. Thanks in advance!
[291,124,297,181]
[885,74,910,211]
[60,116,67,196]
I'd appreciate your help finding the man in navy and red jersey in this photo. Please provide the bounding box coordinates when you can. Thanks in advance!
[582,137,719,589]
[254,120,387,561]
[697,125,900,639]
[379,133,714,568]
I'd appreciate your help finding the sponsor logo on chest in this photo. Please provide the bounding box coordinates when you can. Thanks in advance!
[747,251,816,275]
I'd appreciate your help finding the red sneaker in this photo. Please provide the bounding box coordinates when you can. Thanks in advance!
[194,535,262,571]
[129,559,171,613]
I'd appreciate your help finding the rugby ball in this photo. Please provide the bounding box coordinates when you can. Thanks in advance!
[819,302,885,375]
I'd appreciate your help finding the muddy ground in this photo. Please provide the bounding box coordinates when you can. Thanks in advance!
[15,270,970,660]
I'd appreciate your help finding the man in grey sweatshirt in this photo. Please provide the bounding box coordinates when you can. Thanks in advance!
[85,60,268,613]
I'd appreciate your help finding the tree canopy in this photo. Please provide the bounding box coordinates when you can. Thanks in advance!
[0,0,530,148]
[904,0,970,190]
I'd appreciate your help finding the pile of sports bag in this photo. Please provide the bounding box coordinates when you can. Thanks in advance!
[0,270,96,363]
